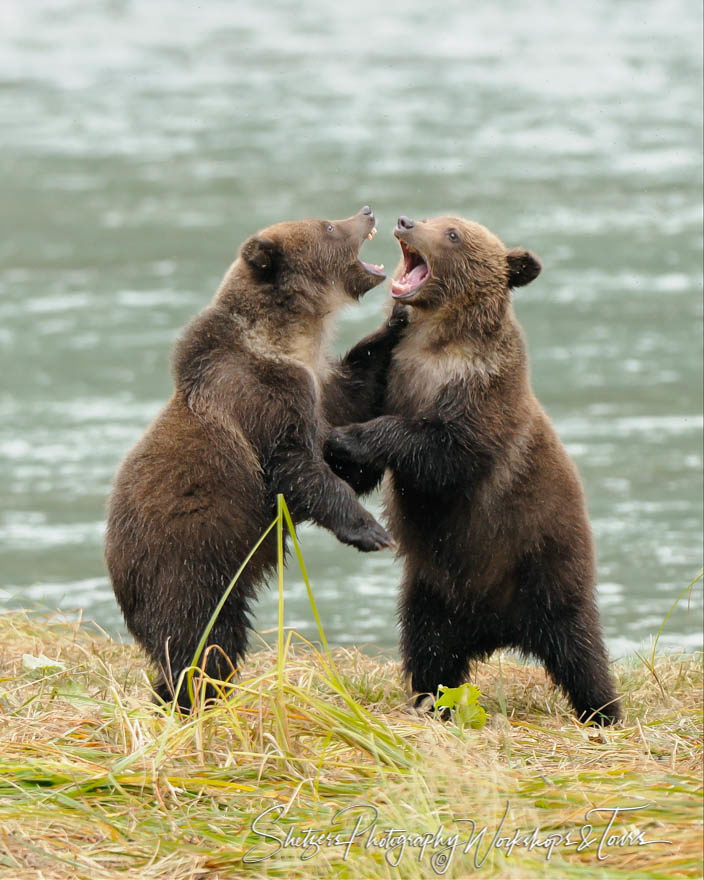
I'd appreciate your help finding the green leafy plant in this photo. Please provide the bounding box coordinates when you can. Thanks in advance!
[435,682,487,731]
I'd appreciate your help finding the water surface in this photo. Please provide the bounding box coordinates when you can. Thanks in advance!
[1,0,702,657]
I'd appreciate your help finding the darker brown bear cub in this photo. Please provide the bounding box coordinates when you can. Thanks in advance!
[326,214,621,724]
[106,207,403,711]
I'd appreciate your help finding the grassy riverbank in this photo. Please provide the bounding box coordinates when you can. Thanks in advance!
[0,608,701,879]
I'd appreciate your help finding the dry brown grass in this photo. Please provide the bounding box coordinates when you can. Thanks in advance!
[0,608,701,879]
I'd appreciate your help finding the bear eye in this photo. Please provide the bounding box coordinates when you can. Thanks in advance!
[326,224,335,233]
[448,230,459,242]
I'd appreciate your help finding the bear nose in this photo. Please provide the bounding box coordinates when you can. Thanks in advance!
[360,205,373,216]
[397,215,415,230]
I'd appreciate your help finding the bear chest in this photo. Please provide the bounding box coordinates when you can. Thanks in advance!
[387,344,476,415]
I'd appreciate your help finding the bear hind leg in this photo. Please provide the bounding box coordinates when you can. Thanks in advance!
[536,612,621,725]
[146,584,255,714]
[399,576,484,712]
[517,554,622,725]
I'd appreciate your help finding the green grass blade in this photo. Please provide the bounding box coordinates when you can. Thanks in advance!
[276,496,286,688]
[649,567,703,668]
[278,494,331,658]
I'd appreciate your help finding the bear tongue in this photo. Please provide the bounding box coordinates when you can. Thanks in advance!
[406,263,428,286]
[392,261,429,297]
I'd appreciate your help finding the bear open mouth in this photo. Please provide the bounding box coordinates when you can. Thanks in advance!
[391,242,429,298]
[358,224,385,277]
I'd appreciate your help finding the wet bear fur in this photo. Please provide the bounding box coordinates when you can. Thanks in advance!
[105,208,402,711]
[326,215,621,725]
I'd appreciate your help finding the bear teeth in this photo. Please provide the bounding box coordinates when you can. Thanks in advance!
[367,227,377,241]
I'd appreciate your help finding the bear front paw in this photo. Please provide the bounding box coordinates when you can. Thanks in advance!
[326,425,366,462]
[388,302,411,331]
[410,692,451,721]
[337,513,394,552]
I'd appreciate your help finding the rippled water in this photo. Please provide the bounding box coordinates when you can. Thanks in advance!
[1,0,702,656]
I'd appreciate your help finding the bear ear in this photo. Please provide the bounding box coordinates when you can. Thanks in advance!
[241,236,281,278]
[506,248,542,288]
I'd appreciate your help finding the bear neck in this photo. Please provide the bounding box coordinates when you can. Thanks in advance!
[214,273,344,379]
[414,285,511,350]
[407,300,527,372]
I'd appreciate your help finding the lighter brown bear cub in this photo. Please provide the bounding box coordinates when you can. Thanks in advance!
[326,214,621,724]
[106,208,404,712]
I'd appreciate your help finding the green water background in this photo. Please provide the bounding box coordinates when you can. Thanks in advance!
[1,0,702,656]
